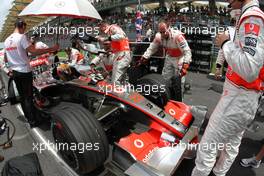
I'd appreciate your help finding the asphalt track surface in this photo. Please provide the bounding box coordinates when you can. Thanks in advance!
[0,72,263,176]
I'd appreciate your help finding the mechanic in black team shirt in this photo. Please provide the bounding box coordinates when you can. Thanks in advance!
[4,18,59,127]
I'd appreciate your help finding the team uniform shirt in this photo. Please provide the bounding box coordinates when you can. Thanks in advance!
[105,24,130,53]
[69,48,84,65]
[143,28,192,63]
[192,2,264,176]
[104,24,131,84]
[216,27,236,66]
[4,33,31,73]
[222,0,264,90]
[142,28,192,82]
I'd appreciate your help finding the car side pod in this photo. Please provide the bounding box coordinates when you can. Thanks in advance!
[190,105,208,131]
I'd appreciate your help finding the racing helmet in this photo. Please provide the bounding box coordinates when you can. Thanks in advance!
[56,63,72,81]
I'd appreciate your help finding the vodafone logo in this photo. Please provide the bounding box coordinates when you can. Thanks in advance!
[249,24,255,31]
[134,139,144,148]
[169,108,176,116]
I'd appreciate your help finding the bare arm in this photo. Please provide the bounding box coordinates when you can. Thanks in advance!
[26,44,59,57]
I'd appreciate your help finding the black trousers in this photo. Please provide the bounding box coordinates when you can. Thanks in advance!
[13,70,35,122]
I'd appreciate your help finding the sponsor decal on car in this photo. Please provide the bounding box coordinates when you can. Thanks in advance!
[157,110,166,118]
[169,108,176,116]
[146,102,154,109]
[142,147,159,163]
[129,93,144,103]
[134,139,144,149]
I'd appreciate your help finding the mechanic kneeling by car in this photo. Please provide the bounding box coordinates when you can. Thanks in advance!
[4,18,59,128]
[65,42,84,66]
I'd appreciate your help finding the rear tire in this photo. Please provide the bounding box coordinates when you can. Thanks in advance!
[135,74,171,108]
[51,102,109,174]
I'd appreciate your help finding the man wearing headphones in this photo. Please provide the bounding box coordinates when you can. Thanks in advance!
[192,0,264,175]
[4,18,59,127]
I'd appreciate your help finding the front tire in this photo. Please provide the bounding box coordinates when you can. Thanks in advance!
[51,102,109,174]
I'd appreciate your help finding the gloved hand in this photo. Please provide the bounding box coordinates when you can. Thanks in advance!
[7,70,13,77]
[135,57,148,67]
[180,63,189,77]
[215,68,222,80]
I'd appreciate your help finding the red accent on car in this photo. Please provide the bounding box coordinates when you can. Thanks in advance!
[78,76,91,83]
[164,101,193,128]
[77,85,192,138]
[118,129,167,163]
[56,122,63,130]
